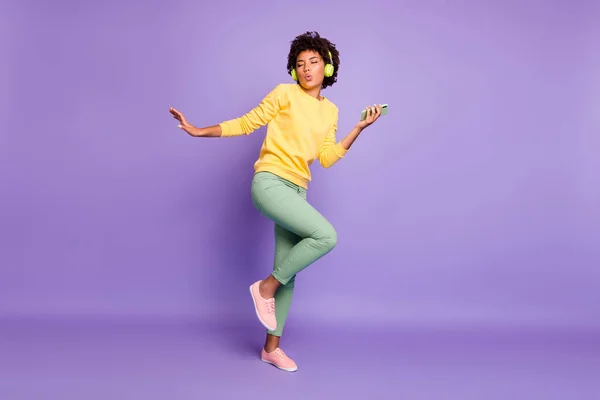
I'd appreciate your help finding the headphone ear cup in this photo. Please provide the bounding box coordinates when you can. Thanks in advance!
[324,63,334,78]
[291,69,298,81]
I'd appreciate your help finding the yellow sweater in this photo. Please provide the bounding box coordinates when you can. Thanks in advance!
[219,83,347,188]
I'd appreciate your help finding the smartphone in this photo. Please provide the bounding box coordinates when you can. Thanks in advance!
[361,104,388,121]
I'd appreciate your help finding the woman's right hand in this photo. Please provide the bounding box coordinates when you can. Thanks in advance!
[170,107,199,136]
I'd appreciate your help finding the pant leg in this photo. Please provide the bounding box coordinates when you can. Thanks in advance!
[268,223,300,337]
[251,172,338,285]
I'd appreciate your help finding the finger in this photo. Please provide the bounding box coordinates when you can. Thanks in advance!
[369,106,376,121]
[374,105,381,120]
[374,105,380,118]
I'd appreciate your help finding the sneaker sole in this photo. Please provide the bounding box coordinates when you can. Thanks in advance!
[249,284,277,331]
[261,357,298,372]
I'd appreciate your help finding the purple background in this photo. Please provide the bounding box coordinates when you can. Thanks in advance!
[1,0,599,398]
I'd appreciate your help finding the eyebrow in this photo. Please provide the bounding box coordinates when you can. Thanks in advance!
[297,57,319,63]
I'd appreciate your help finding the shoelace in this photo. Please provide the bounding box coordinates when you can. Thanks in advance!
[274,348,286,358]
[266,298,275,314]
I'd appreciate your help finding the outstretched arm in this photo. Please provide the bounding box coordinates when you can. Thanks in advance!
[169,114,223,137]
[319,104,383,168]
[218,84,284,137]
[169,84,285,138]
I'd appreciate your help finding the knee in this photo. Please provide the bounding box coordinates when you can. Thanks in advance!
[316,225,337,252]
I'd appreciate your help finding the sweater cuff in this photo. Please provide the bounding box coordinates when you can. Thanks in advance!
[218,120,240,137]
[218,122,230,137]
[334,141,348,158]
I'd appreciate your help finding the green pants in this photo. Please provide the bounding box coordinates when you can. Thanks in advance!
[251,171,338,336]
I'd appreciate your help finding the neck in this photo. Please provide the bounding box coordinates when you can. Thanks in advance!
[299,84,322,100]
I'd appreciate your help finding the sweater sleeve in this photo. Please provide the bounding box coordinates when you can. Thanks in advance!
[219,84,284,137]
[318,106,348,168]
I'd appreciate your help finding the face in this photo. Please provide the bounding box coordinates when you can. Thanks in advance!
[295,50,325,90]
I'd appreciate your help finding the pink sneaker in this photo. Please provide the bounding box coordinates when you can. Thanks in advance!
[249,280,277,331]
[261,348,298,372]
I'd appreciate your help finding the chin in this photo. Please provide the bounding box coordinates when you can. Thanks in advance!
[300,81,321,90]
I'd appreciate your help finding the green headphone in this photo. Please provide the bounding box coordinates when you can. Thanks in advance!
[291,51,335,81]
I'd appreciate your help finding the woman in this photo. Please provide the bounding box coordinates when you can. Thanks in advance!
[170,31,383,372]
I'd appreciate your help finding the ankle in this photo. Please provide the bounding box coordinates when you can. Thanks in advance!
[264,345,278,353]
[259,279,276,298]
[264,332,280,353]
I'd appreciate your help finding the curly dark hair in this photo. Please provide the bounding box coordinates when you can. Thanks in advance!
[287,31,340,89]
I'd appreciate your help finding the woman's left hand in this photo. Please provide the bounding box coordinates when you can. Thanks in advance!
[356,104,383,130]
